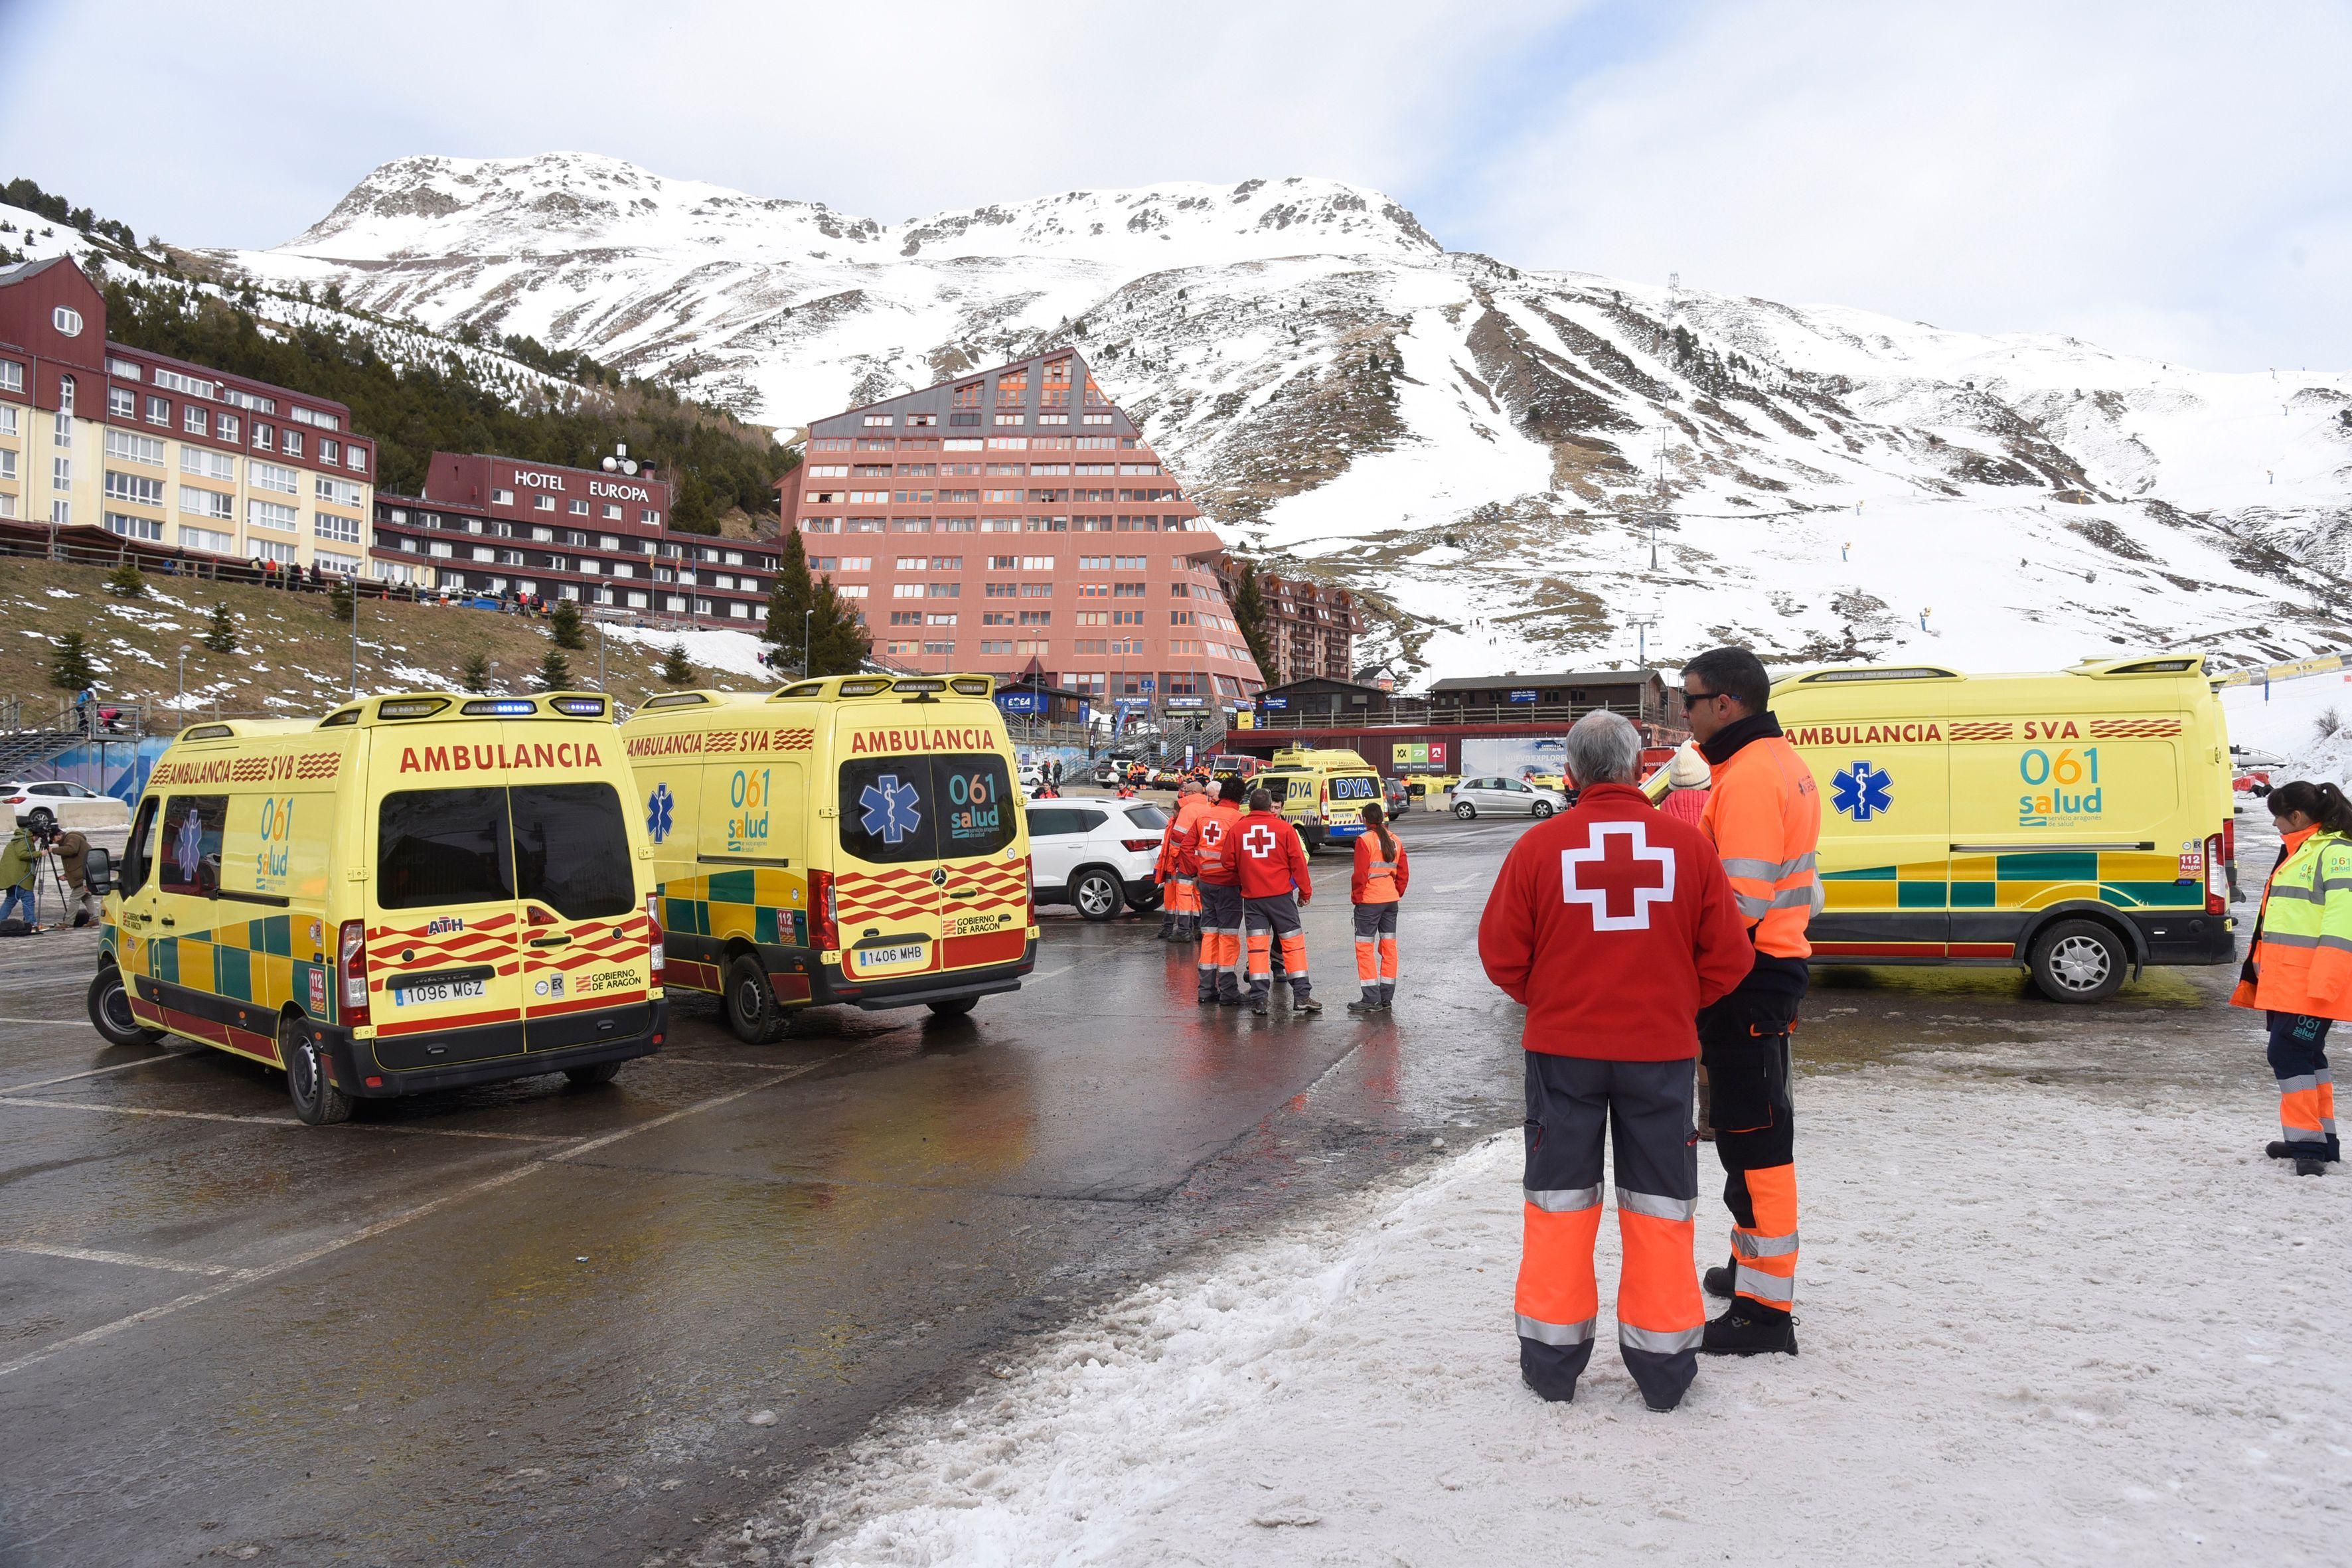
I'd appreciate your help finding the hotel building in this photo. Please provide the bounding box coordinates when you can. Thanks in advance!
[369,453,779,621]
[0,256,375,569]
[1212,554,1361,686]
[779,349,1265,702]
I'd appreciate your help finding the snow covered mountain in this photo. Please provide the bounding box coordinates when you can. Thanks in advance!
[202,151,2352,679]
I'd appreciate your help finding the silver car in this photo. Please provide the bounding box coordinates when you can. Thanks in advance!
[1450,775,1566,820]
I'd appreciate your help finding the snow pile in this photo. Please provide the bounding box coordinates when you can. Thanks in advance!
[729,1072,2351,1565]
[595,622,776,681]
[2222,674,2352,787]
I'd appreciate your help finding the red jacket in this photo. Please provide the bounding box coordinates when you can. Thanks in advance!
[1233,809,1314,902]
[1477,782,1753,1061]
[1193,800,1245,886]
[1351,832,1411,903]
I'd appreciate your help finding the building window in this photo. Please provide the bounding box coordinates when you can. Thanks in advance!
[52,456,71,489]
[348,446,366,472]
[320,438,340,464]
[251,460,297,494]
[289,406,339,431]
[534,495,555,511]
[185,406,206,436]
[315,550,360,574]
[216,413,239,443]
[108,386,136,419]
[0,360,22,394]
[493,489,514,505]
[252,539,297,566]
[252,424,274,450]
[106,429,165,466]
[104,471,165,507]
[246,499,298,532]
[181,488,234,521]
[283,430,303,457]
[643,509,661,525]
[569,499,588,514]
[315,512,360,544]
[179,524,233,554]
[185,447,237,482]
[105,512,163,542]
[602,503,621,520]
[52,306,83,337]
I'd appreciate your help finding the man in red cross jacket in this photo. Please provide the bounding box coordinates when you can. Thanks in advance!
[1478,710,1753,1411]
[1236,787,1320,1015]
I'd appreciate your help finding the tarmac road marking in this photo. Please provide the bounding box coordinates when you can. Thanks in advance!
[1,1242,246,1278]
[0,1095,589,1144]
[0,1054,177,1094]
[0,1048,860,1381]
[0,1015,99,1025]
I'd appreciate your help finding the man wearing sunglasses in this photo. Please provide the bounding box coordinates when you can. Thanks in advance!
[1680,647,1821,1358]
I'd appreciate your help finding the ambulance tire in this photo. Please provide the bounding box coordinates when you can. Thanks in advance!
[724,954,789,1045]
[2027,918,2128,1004]
[87,965,163,1049]
[926,998,978,1019]
[564,1061,622,1087]
[282,1013,353,1126]
[1454,801,1476,819]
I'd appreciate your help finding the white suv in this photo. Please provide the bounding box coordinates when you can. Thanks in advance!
[1449,775,1567,819]
[1027,800,1168,920]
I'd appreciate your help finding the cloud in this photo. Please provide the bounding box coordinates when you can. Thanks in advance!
[1456,0,2352,368]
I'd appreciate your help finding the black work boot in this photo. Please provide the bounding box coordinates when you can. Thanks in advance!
[1703,1258,1737,1300]
[1249,997,1269,1016]
[1347,993,1382,1014]
[1701,1304,1798,1356]
[2295,1157,2328,1176]
[2268,1141,2293,1159]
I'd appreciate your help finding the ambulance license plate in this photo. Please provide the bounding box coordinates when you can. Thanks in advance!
[394,979,487,1006]
[852,941,929,975]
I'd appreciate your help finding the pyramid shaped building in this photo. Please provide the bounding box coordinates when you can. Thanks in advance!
[780,349,1265,704]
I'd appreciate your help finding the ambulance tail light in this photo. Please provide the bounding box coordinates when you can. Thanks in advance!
[645,893,665,980]
[810,869,840,953]
[2207,824,2231,915]
[337,919,369,1026]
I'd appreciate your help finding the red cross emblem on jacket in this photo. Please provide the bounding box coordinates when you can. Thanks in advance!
[1560,821,1675,929]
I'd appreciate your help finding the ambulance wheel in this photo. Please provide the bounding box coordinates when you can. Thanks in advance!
[925,997,978,1019]
[724,955,789,1046]
[283,1014,353,1126]
[1071,868,1125,921]
[87,965,163,1048]
[1454,801,1476,819]
[564,1061,621,1087]
[2027,919,2127,1004]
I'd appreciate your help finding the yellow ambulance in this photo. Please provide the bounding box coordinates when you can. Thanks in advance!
[83,693,666,1123]
[1254,746,1385,852]
[621,674,1035,1044]
[1651,655,2235,1002]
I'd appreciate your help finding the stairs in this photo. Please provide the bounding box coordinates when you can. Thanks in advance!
[0,729,84,781]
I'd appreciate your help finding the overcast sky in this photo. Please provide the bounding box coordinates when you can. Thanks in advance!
[4,0,2345,370]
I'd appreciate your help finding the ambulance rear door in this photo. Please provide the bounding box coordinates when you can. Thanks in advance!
[832,745,1020,983]
[511,769,653,1050]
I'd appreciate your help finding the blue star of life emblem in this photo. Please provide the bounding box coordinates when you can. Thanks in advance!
[860,773,923,846]
[645,782,674,844]
[173,805,206,883]
[1830,760,1893,822]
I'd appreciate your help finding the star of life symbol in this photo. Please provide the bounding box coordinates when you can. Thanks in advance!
[173,805,206,885]
[1830,760,1892,823]
[645,782,674,844]
[1241,821,1280,858]
[1559,821,1675,931]
[859,773,923,846]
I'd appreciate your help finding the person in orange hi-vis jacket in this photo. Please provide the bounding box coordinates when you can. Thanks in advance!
[1156,779,1212,943]
[2230,779,2352,1176]
[1680,646,1821,1358]
[1348,801,1411,1014]
[1235,787,1320,1016]
[1190,779,1248,1005]
[1480,710,1754,1411]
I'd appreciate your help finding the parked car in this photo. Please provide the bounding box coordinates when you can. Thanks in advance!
[1382,775,1412,815]
[3,780,131,833]
[1026,800,1168,920]
[1449,774,1567,819]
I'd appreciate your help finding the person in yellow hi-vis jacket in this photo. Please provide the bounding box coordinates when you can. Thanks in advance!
[2231,779,2352,1176]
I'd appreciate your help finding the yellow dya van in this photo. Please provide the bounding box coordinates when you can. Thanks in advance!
[1650,655,2236,1002]
[84,693,666,1124]
[621,674,1035,1044]
[1254,747,1384,852]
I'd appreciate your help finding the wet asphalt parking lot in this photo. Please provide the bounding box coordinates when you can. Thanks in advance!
[0,803,2275,1566]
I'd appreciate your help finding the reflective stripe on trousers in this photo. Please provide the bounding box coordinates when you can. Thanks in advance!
[1727,1162,1799,1309]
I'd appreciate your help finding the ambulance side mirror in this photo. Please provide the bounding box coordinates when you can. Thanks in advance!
[84,846,114,896]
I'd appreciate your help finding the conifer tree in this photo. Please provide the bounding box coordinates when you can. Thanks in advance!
[49,631,96,692]
[202,602,238,653]
[459,652,493,693]
[548,598,588,651]
[326,576,356,623]
[764,527,815,659]
[1230,559,1275,678]
[659,641,695,687]
[534,649,574,691]
[106,559,147,597]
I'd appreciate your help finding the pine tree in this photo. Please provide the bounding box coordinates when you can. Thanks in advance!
[659,641,696,686]
[459,652,493,693]
[764,527,815,662]
[326,576,356,623]
[49,631,96,692]
[548,598,588,651]
[806,572,871,676]
[202,602,238,653]
[106,559,147,597]
[1230,559,1275,678]
[534,649,574,691]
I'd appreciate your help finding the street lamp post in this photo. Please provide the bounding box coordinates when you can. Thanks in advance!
[595,617,607,692]
[176,644,191,712]
[349,570,361,697]
[802,607,813,679]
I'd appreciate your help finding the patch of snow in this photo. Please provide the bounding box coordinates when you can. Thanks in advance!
[753,1072,2349,1565]
[597,623,776,681]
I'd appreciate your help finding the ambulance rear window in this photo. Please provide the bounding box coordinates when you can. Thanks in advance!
[838,754,1015,864]
[1329,775,1379,801]
[378,789,512,909]
[512,784,635,919]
